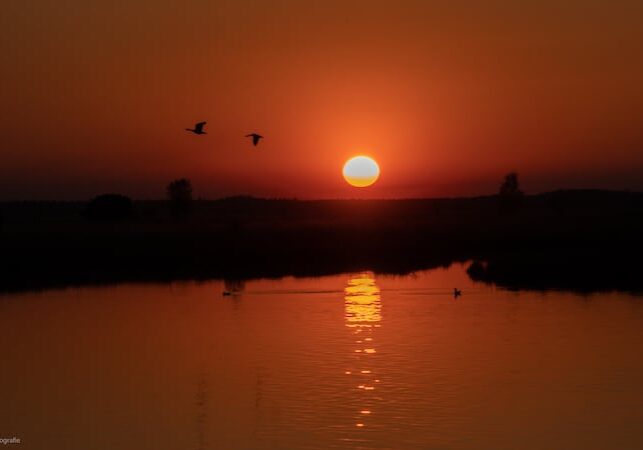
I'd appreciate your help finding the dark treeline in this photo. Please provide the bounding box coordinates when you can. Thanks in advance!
[1,189,642,293]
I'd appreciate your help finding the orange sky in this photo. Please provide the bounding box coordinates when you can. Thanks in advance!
[1,0,643,199]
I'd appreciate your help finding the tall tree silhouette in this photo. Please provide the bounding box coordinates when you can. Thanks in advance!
[167,178,193,220]
[498,172,524,213]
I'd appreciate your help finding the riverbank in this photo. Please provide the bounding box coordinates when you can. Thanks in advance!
[1,190,641,293]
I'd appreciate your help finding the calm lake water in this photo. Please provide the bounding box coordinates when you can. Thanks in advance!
[1,263,643,450]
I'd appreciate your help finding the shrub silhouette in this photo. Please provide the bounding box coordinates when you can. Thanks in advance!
[466,260,487,280]
[498,172,524,213]
[167,178,193,220]
[84,194,133,221]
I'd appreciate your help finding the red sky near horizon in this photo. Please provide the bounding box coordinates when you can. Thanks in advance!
[1,0,643,200]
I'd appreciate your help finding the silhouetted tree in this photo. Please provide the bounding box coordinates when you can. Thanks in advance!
[84,194,134,221]
[167,178,193,220]
[499,173,522,196]
[498,172,524,213]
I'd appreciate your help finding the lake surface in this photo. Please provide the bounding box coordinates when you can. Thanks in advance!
[1,263,643,450]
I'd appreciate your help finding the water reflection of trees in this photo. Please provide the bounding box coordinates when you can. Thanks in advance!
[224,279,246,294]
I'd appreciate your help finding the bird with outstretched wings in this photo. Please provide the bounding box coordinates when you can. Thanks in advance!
[186,121,207,135]
[245,133,263,146]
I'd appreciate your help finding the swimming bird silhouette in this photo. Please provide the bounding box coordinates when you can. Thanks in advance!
[186,122,207,135]
[245,133,263,146]
[453,288,462,298]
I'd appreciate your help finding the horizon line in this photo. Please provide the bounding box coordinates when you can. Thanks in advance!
[1,188,641,204]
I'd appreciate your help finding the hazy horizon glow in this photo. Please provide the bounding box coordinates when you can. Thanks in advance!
[1,0,643,200]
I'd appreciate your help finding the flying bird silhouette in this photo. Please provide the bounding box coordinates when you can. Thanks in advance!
[245,133,263,146]
[453,288,462,298]
[186,122,207,135]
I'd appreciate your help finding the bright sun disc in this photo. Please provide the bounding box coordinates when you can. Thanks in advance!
[343,156,380,187]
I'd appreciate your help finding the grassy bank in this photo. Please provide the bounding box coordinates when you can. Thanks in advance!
[1,190,642,292]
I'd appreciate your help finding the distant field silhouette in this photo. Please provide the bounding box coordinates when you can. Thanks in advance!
[0,190,641,293]
[84,194,134,222]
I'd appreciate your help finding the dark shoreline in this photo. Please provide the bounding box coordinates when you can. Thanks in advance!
[1,190,642,294]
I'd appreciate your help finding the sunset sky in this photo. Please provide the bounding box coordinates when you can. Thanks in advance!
[2,0,643,200]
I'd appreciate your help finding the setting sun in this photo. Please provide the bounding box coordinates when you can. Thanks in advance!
[342,156,380,188]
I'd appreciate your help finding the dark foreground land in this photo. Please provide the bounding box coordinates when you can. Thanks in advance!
[1,190,642,293]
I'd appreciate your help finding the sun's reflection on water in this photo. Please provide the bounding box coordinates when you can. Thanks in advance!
[344,272,382,430]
